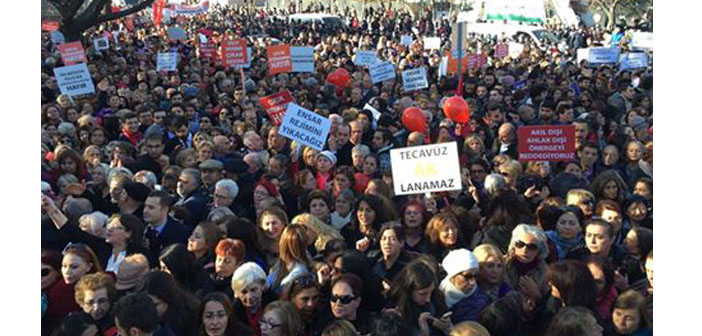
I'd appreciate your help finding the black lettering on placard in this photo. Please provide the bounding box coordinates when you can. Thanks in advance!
[400,179,457,193]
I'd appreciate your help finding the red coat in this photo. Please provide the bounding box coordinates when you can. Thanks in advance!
[44,278,80,332]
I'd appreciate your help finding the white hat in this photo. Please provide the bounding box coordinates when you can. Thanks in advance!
[442,249,479,279]
[316,151,337,166]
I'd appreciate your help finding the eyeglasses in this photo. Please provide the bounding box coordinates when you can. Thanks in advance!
[514,240,539,251]
[330,294,356,304]
[41,268,52,277]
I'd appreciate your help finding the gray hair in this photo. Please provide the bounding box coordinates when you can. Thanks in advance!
[134,170,157,189]
[80,211,109,229]
[231,262,268,293]
[508,224,549,261]
[484,173,508,199]
[207,207,236,223]
[57,122,76,136]
[181,168,202,187]
[215,179,239,199]
[351,144,371,156]
[329,114,343,124]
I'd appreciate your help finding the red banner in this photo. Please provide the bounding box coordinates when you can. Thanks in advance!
[41,21,59,32]
[517,125,576,162]
[267,44,292,75]
[221,39,248,67]
[57,41,87,65]
[153,0,166,27]
[260,90,295,126]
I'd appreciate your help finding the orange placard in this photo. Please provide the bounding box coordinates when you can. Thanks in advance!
[267,44,292,75]
[445,52,469,75]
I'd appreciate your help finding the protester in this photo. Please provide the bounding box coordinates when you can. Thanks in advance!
[40,2,653,335]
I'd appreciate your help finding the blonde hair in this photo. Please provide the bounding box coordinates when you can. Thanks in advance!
[279,224,312,267]
[291,213,343,253]
[450,321,491,336]
[473,244,505,264]
[566,189,595,206]
[498,160,523,180]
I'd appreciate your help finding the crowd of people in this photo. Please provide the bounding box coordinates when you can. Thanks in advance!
[41,2,653,336]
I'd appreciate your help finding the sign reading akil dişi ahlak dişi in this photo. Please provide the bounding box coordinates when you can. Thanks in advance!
[390,142,462,196]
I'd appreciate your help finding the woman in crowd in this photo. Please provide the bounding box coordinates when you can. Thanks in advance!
[159,243,214,298]
[591,170,629,204]
[566,189,596,219]
[373,223,415,286]
[329,273,371,334]
[188,221,223,274]
[232,262,278,336]
[439,249,491,324]
[257,207,289,267]
[198,291,253,336]
[424,211,463,262]
[503,225,550,305]
[212,238,246,297]
[139,270,200,336]
[544,306,604,336]
[389,259,450,336]
[545,206,585,261]
[43,249,81,334]
[610,290,653,336]
[260,301,303,336]
[546,260,598,316]
[306,190,333,225]
[267,225,313,293]
[330,189,355,231]
[322,320,358,336]
[586,255,619,322]
[473,244,512,302]
[401,200,431,254]
[341,194,392,257]
[291,213,344,261]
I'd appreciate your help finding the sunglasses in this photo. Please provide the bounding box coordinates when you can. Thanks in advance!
[330,295,356,304]
[514,240,539,251]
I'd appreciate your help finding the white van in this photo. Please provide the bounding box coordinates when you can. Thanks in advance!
[287,13,346,30]
[464,23,558,50]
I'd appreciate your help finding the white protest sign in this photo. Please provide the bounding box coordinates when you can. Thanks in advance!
[390,142,462,196]
[630,32,653,50]
[51,31,65,44]
[509,42,524,58]
[402,67,428,92]
[279,103,331,151]
[53,63,95,97]
[423,37,441,50]
[577,47,620,65]
[439,56,449,77]
[619,52,649,70]
[363,103,381,121]
[291,46,315,72]
[93,37,109,51]
[354,50,378,66]
[369,61,396,84]
[401,35,413,46]
[157,52,178,71]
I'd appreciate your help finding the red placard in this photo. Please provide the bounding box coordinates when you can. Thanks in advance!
[260,90,295,126]
[57,41,87,65]
[199,40,216,60]
[445,52,468,74]
[41,21,59,32]
[495,44,509,58]
[267,44,292,75]
[518,125,576,162]
[221,39,248,67]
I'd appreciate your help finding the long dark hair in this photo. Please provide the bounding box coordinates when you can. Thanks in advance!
[339,250,383,312]
[159,244,197,290]
[138,271,200,336]
[117,214,145,253]
[352,193,392,238]
[546,260,597,312]
[197,291,253,336]
[390,260,445,331]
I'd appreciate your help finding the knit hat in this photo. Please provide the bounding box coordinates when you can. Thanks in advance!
[115,254,150,291]
[316,151,337,166]
[441,249,479,279]
[122,181,151,203]
[630,115,647,131]
[244,78,257,93]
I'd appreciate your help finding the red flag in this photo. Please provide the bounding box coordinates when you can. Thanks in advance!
[153,0,165,27]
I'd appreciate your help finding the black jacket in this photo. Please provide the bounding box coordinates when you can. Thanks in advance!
[146,216,191,256]
[174,189,209,229]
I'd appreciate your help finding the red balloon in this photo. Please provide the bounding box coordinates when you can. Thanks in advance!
[443,96,470,123]
[402,107,426,133]
[327,68,350,88]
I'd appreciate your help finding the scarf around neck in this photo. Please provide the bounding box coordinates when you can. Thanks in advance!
[439,277,477,309]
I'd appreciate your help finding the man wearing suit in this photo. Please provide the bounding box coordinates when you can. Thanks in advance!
[491,122,518,160]
[174,168,209,228]
[142,190,190,256]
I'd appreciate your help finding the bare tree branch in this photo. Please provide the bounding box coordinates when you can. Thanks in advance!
[94,0,155,26]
